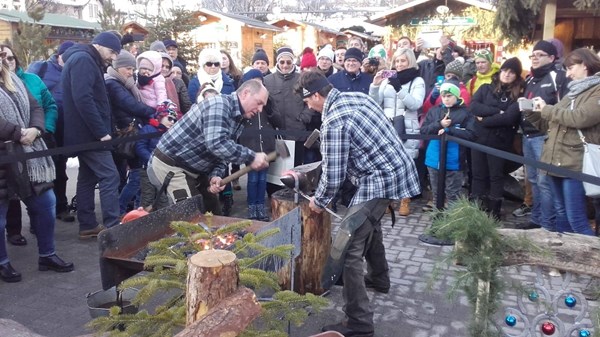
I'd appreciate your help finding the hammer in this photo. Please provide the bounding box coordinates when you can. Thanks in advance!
[220,140,290,186]
[280,167,342,220]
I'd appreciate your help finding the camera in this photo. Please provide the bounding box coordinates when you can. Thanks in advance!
[517,98,534,111]
[367,57,380,67]
[381,70,397,79]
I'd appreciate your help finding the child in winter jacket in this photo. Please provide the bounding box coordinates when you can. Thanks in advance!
[136,51,168,108]
[136,100,178,211]
[421,80,475,207]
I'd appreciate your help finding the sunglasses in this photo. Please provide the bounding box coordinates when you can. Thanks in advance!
[168,116,177,122]
[279,60,293,65]
[0,52,14,61]
[205,62,220,67]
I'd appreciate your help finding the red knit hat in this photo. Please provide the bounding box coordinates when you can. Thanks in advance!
[300,47,317,70]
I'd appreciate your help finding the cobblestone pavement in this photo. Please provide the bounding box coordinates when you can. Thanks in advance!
[0,167,597,337]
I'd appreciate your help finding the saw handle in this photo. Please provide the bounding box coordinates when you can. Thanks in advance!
[219,151,278,186]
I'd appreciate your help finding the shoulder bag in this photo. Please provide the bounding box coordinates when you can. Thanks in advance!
[114,119,138,160]
[577,129,600,197]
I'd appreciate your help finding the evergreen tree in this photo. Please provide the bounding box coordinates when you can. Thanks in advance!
[12,0,52,67]
[98,0,126,32]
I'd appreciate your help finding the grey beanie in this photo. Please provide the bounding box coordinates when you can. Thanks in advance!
[150,40,167,53]
[112,50,136,69]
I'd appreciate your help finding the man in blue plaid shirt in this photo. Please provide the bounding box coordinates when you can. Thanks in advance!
[299,71,420,337]
[146,80,270,213]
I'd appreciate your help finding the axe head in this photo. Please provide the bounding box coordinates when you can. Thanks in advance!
[304,129,321,149]
[275,139,291,159]
[280,161,322,193]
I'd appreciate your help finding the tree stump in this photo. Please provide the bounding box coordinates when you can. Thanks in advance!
[185,249,239,326]
[175,288,261,337]
[271,188,332,295]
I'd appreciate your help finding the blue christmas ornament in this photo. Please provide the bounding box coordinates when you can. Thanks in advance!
[565,295,577,308]
[579,329,590,337]
[528,291,539,302]
[505,315,517,327]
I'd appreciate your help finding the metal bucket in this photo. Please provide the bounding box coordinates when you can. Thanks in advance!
[86,286,139,318]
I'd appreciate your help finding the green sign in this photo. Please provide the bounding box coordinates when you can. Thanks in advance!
[410,17,476,26]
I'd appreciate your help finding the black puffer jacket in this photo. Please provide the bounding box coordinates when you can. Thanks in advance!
[520,63,569,137]
[470,82,521,150]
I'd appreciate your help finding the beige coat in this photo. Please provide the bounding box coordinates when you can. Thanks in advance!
[525,81,600,175]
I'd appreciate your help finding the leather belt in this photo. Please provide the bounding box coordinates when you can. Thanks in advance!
[152,148,200,174]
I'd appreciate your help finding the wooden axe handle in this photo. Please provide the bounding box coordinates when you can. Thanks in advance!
[220,151,278,186]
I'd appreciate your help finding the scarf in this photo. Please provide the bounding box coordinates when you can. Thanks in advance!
[105,67,143,102]
[196,68,223,93]
[530,62,555,80]
[388,68,419,92]
[566,73,600,98]
[0,72,55,183]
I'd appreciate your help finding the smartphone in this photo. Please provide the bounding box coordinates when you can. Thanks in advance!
[436,75,445,86]
[518,97,534,111]
[381,70,397,79]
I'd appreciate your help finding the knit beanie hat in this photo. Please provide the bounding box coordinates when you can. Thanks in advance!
[252,48,269,65]
[138,58,154,72]
[344,47,364,62]
[474,49,493,64]
[532,40,558,57]
[92,32,122,53]
[444,59,464,80]
[163,39,178,49]
[198,48,221,66]
[112,50,136,69]
[58,41,75,56]
[154,100,178,120]
[150,40,167,53]
[241,69,264,84]
[501,57,523,77]
[276,47,294,62]
[368,44,387,61]
[440,81,460,99]
[300,47,317,70]
[317,45,335,62]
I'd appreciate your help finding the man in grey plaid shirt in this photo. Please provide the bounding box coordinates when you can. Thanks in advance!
[299,71,420,337]
[146,80,270,213]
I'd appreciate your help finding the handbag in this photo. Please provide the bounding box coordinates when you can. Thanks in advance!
[390,79,413,140]
[114,120,138,160]
[577,129,600,197]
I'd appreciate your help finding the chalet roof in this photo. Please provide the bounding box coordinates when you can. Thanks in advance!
[0,9,100,30]
[368,0,494,26]
[343,29,382,42]
[269,19,345,36]
[299,21,346,36]
[197,9,281,32]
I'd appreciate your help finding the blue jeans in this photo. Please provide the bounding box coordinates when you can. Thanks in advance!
[76,150,121,231]
[0,189,57,264]
[247,169,267,205]
[119,168,141,214]
[549,176,594,235]
[522,136,556,230]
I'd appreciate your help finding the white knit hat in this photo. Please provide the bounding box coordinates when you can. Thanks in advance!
[317,45,335,61]
[198,48,222,66]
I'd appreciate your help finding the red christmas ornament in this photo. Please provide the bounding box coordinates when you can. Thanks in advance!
[541,321,556,335]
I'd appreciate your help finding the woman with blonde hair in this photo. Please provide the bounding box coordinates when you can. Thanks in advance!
[0,54,73,282]
[370,47,425,216]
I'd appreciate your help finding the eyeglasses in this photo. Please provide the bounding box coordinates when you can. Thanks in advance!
[529,53,549,59]
[205,62,220,67]
[279,60,292,65]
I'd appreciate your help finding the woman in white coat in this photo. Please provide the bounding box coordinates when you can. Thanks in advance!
[369,47,425,216]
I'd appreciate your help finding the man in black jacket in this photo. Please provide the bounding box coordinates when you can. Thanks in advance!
[517,40,569,231]
[62,32,121,239]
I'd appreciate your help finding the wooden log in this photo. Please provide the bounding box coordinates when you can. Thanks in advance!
[175,287,261,337]
[185,249,239,326]
[497,228,600,278]
[271,188,331,295]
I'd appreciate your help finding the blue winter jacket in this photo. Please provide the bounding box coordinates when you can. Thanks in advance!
[27,55,66,139]
[105,77,155,129]
[327,70,373,94]
[187,70,235,102]
[61,44,112,147]
[136,123,166,166]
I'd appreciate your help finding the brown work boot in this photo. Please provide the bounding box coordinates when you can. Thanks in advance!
[398,198,410,216]
[79,224,106,240]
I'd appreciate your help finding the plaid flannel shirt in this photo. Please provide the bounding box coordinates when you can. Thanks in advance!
[156,94,255,178]
[314,88,421,208]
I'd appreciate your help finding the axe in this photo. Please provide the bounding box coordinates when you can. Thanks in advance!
[220,140,290,186]
[304,129,320,149]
